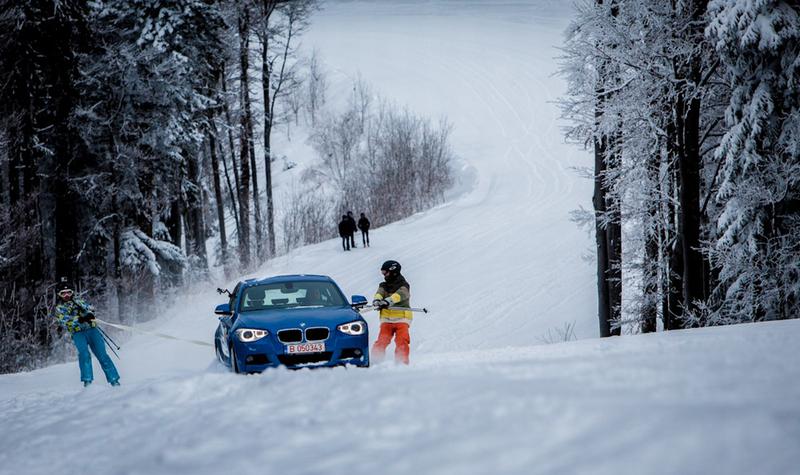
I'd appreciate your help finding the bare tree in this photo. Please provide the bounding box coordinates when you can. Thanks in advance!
[255,0,316,257]
[308,83,454,228]
[306,49,328,126]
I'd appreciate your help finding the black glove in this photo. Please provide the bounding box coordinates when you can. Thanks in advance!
[78,314,95,324]
[372,299,390,309]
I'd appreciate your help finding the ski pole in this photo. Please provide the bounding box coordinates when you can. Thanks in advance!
[359,305,429,314]
[99,331,121,360]
[95,324,121,360]
[97,326,120,350]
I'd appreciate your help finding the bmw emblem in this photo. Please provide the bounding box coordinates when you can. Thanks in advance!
[300,322,306,327]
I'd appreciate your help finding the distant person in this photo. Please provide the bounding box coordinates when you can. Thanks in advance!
[53,279,120,387]
[358,213,371,247]
[371,260,412,365]
[338,215,351,251]
[346,211,357,248]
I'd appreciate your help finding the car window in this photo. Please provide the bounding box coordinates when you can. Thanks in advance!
[239,281,346,312]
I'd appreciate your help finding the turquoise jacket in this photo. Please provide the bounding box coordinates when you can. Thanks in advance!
[54,298,97,333]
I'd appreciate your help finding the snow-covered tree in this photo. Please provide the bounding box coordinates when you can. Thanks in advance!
[706,0,800,323]
[73,0,225,313]
[561,0,728,333]
[0,0,89,370]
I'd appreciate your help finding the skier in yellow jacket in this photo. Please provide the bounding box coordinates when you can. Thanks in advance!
[371,260,412,364]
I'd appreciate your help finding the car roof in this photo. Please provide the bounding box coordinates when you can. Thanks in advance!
[241,274,334,288]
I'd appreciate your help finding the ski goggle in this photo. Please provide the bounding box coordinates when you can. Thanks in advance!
[58,289,74,298]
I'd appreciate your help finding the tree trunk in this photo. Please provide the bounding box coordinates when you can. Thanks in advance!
[185,150,208,267]
[262,34,276,257]
[111,186,126,322]
[208,127,228,267]
[167,200,183,247]
[216,123,240,238]
[664,154,684,330]
[594,134,613,338]
[678,91,705,325]
[593,133,621,337]
[237,10,252,268]
[605,135,622,337]
[220,64,241,197]
[642,153,660,334]
[239,9,262,261]
[642,223,659,333]
[593,0,622,337]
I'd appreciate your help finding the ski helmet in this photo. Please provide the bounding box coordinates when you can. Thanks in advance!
[381,260,401,274]
[56,277,73,298]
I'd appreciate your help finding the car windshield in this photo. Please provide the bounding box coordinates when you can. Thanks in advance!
[239,281,347,312]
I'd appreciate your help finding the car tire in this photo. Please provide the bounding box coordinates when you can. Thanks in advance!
[230,345,240,374]
[215,340,224,364]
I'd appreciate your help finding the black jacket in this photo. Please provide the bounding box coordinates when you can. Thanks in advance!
[379,272,410,295]
[345,215,357,234]
[358,217,370,231]
[338,220,351,237]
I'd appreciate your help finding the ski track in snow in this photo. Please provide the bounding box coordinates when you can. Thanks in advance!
[1,2,798,475]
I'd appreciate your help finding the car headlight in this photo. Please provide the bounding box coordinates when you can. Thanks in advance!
[235,328,269,342]
[337,321,366,335]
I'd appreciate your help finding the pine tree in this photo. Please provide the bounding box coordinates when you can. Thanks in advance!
[706,0,800,322]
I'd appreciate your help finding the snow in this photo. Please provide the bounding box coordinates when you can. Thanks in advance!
[1,1,798,474]
[3,318,798,475]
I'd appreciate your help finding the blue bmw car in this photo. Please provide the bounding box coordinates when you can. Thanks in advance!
[214,274,370,372]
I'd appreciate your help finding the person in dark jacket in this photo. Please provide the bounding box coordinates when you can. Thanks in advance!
[346,211,357,248]
[52,279,120,387]
[371,260,412,364]
[358,213,371,247]
[338,215,351,251]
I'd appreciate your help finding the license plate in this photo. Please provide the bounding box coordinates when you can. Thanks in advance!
[286,342,325,354]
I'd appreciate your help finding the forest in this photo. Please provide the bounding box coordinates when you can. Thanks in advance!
[0,0,453,372]
[560,0,799,335]
[2,0,798,373]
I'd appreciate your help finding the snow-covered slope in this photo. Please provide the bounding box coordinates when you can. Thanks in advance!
[2,319,798,475]
[296,0,597,347]
[2,2,797,475]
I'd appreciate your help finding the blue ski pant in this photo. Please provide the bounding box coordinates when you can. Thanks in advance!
[71,328,119,383]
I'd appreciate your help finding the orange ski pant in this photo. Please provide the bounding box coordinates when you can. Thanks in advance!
[371,322,410,364]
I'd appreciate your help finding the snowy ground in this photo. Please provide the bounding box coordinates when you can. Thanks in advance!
[1,2,798,474]
[2,318,798,475]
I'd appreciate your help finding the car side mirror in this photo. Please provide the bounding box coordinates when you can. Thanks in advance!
[214,303,232,316]
[351,295,368,308]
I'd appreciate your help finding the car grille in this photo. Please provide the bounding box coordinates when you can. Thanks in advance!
[277,329,302,343]
[278,352,333,366]
[305,327,329,341]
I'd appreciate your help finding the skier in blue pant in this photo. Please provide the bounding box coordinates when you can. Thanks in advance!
[53,280,120,387]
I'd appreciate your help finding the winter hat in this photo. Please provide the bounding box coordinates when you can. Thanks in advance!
[381,260,401,274]
[56,278,73,296]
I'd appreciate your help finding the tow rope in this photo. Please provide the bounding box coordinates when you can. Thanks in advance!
[360,305,429,313]
[95,318,214,348]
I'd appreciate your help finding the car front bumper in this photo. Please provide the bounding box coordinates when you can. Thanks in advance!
[232,332,369,371]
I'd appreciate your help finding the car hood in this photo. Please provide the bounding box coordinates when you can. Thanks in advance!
[235,306,361,330]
